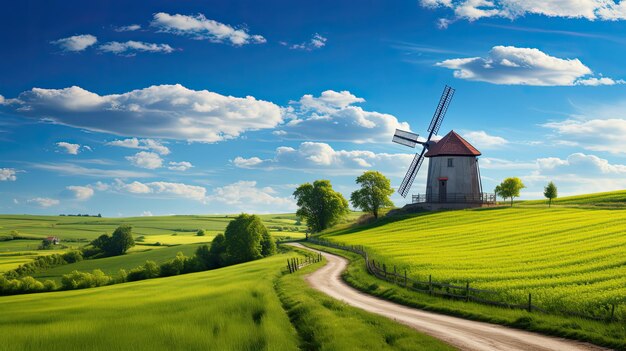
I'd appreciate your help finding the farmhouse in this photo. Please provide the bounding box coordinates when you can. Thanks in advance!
[46,236,60,245]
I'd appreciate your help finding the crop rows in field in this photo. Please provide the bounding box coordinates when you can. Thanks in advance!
[322,207,626,318]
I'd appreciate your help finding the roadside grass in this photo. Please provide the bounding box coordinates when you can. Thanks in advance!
[276,248,456,351]
[32,243,203,283]
[0,253,301,351]
[302,242,626,351]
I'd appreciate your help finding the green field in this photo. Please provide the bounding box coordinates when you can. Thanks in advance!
[0,249,452,351]
[320,192,626,319]
[0,214,308,272]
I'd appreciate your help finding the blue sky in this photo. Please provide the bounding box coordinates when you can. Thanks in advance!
[2,0,626,216]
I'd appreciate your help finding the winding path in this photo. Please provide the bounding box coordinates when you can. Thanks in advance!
[289,243,609,351]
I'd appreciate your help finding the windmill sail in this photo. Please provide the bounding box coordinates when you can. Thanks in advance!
[398,147,426,198]
[392,129,419,148]
[427,85,455,137]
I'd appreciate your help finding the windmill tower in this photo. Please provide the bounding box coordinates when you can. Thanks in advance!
[392,86,495,210]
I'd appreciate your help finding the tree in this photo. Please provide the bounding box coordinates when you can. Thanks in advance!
[293,180,349,233]
[196,229,206,236]
[544,181,558,207]
[260,230,276,257]
[224,214,267,265]
[89,225,135,256]
[350,171,394,219]
[495,177,526,207]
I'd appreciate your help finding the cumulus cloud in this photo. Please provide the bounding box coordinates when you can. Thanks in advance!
[233,142,415,176]
[126,151,163,169]
[65,185,95,200]
[107,138,170,155]
[114,179,206,201]
[140,210,153,217]
[277,90,410,143]
[56,141,81,155]
[51,34,97,52]
[543,118,626,154]
[3,84,282,142]
[151,12,266,46]
[114,24,141,32]
[99,41,175,55]
[290,33,327,50]
[420,0,626,22]
[463,130,508,149]
[168,161,193,171]
[437,46,622,86]
[207,181,296,212]
[0,168,17,181]
[28,197,60,207]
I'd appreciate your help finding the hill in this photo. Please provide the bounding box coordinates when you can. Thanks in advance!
[521,190,626,207]
[320,197,626,319]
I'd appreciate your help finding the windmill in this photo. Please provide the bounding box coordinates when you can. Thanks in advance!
[393,85,455,198]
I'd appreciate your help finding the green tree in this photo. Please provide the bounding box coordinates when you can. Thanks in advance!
[90,225,135,256]
[495,177,526,207]
[544,181,558,208]
[350,171,394,219]
[260,230,276,257]
[224,214,268,264]
[196,229,206,236]
[293,180,349,233]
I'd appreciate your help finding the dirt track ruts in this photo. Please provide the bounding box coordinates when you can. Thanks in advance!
[289,243,609,351]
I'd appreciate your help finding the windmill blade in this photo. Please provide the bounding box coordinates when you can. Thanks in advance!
[398,147,427,198]
[427,85,455,138]
[392,129,419,148]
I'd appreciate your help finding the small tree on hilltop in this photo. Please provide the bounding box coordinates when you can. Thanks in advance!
[224,214,274,265]
[544,181,558,208]
[350,171,394,219]
[495,177,526,207]
[293,180,349,233]
[196,229,206,236]
[90,225,135,256]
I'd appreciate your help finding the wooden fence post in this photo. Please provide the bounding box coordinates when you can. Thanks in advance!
[429,275,432,295]
[465,282,470,302]
[528,293,532,312]
[287,259,292,273]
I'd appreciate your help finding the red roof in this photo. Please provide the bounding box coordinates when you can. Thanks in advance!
[424,130,481,157]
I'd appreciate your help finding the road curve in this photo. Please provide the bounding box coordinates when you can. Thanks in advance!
[289,243,609,351]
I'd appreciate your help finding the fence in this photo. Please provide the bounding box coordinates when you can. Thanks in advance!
[286,252,323,273]
[307,238,622,323]
[411,192,496,204]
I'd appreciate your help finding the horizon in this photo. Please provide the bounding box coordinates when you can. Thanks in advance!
[2,1,626,217]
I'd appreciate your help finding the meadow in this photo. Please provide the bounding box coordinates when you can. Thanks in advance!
[0,249,453,351]
[320,191,626,319]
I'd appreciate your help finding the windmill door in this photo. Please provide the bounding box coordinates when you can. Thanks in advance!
[438,178,447,203]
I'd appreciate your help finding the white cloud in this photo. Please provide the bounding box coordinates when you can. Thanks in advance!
[56,141,81,155]
[140,211,153,217]
[13,198,19,204]
[114,179,206,201]
[543,118,626,154]
[463,130,508,149]
[437,46,622,86]
[278,90,410,143]
[167,161,193,171]
[290,33,327,50]
[66,185,95,200]
[51,34,97,52]
[151,12,266,46]
[114,24,141,32]
[0,168,17,181]
[90,181,110,191]
[33,163,151,178]
[107,138,170,155]
[5,84,282,142]
[99,41,175,55]
[126,151,163,169]
[28,197,60,208]
[207,180,296,212]
[233,142,415,176]
[420,0,626,21]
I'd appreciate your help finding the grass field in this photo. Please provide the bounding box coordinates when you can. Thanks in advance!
[0,213,308,272]
[0,248,453,351]
[320,191,626,319]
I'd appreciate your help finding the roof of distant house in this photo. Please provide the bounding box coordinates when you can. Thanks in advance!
[425,130,481,157]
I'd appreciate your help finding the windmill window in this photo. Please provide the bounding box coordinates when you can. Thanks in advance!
[447,158,454,167]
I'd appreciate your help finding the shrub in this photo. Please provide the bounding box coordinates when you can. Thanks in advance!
[117,269,128,283]
[89,225,135,256]
[224,214,266,265]
[159,252,188,277]
[127,260,160,282]
[62,250,83,263]
[196,229,206,236]
[61,269,112,289]
[260,231,276,257]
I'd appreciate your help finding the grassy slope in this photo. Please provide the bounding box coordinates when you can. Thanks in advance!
[0,248,455,351]
[303,243,626,350]
[32,244,203,283]
[320,204,626,316]
[521,190,626,207]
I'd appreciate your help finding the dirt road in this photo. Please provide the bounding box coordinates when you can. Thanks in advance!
[290,243,609,351]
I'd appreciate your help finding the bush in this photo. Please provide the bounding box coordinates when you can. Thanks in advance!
[224,214,266,265]
[159,252,188,277]
[127,260,160,282]
[117,269,128,283]
[61,269,112,289]
[196,229,206,236]
[260,231,276,257]
[62,250,83,263]
[89,225,135,256]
